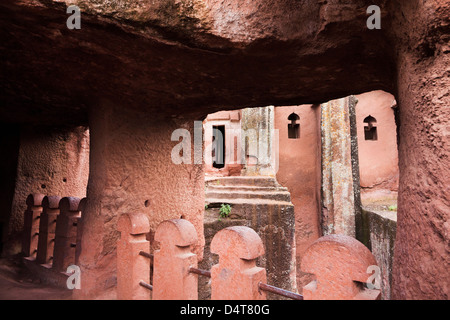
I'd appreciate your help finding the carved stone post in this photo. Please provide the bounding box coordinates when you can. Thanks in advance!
[301,234,381,300]
[116,212,151,300]
[36,196,61,265]
[211,226,267,300]
[53,197,81,273]
[153,219,198,300]
[22,193,45,258]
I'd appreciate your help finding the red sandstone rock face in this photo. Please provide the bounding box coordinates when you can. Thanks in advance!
[0,0,395,125]
[386,0,450,300]
[211,226,266,300]
[6,126,89,255]
[274,105,322,291]
[0,0,448,300]
[355,90,399,191]
[301,234,381,300]
[70,105,206,298]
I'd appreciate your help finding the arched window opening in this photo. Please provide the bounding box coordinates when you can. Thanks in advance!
[288,113,300,139]
[364,115,378,141]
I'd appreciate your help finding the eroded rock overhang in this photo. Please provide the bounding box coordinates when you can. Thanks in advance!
[1,0,396,125]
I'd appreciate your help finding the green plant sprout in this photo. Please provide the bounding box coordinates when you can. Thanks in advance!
[388,205,397,211]
[219,204,232,221]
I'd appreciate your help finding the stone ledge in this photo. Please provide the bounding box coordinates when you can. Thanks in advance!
[360,208,397,300]
[23,257,70,289]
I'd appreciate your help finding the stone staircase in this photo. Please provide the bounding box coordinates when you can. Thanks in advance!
[205,176,293,206]
[204,176,297,297]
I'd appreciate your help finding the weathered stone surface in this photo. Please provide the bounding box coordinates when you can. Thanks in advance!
[6,126,89,255]
[301,234,381,300]
[361,208,397,300]
[240,106,276,176]
[153,219,198,300]
[205,176,296,298]
[355,91,399,192]
[386,0,450,300]
[22,193,45,258]
[0,0,395,126]
[116,212,151,300]
[0,0,448,300]
[211,226,266,300]
[36,196,61,265]
[74,106,205,299]
[320,96,361,238]
[52,197,81,273]
[199,207,248,300]
[274,104,322,293]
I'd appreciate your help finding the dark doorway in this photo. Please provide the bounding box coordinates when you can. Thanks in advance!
[0,223,3,256]
[212,125,225,169]
[0,123,20,257]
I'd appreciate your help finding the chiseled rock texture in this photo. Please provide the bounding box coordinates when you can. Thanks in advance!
[386,1,450,300]
[1,0,448,299]
[6,126,89,256]
[0,0,396,125]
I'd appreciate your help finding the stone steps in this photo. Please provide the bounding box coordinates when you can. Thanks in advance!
[206,190,291,202]
[205,176,292,205]
[206,197,293,206]
[204,175,296,296]
[206,184,288,192]
[205,176,282,188]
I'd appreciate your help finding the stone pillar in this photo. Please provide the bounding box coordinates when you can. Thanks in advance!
[274,105,322,291]
[75,103,205,299]
[211,226,266,300]
[390,4,450,299]
[36,196,61,265]
[301,234,381,300]
[53,197,81,273]
[153,219,198,300]
[241,106,277,176]
[320,96,362,238]
[116,212,151,300]
[355,90,399,192]
[5,126,89,256]
[22,193,45,258]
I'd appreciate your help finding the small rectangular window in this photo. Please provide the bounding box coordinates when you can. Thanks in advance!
[364,115,378,141]
[364,126,378,141]
[288,113,300,139]
[288,124,300,139]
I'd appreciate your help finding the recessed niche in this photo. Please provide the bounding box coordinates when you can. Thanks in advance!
[364,115,378,141]
[288,113,300,139]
